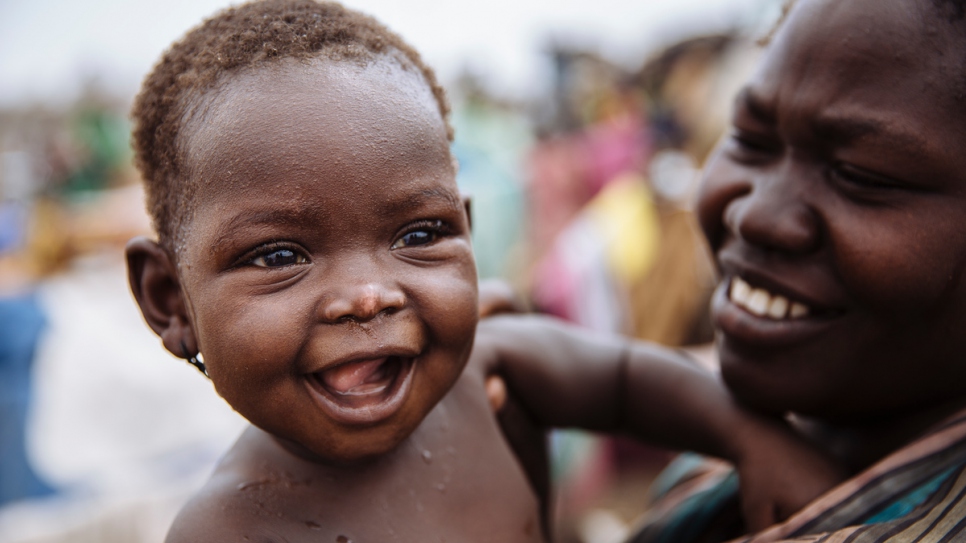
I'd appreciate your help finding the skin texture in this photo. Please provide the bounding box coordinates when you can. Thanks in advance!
[127,57,543,541]
[699,0,966,468]
[478,315,845,532]
[125,20,854,541]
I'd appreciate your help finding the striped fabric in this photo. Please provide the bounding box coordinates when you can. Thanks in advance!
[627,410,966,543]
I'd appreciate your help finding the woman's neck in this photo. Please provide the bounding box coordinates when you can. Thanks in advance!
[790,398,966,474]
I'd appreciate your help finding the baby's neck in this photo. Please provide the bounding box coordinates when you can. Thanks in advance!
[268,433,397,472]
[792,397,966,474]
[236,409,451,481]
[196,374,545,542]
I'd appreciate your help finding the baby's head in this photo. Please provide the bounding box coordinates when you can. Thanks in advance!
[699,0,966,422]
[126,0,478,463]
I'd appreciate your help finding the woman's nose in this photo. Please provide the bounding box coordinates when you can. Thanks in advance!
[723,168,821,255]
[319,280,407,323]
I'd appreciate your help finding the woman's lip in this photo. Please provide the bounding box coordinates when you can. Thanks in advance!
[711,281,842,347]
[304,356,416,426]
[716,250,847,313]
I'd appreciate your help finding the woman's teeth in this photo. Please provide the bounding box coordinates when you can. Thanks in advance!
[729,277,810,320]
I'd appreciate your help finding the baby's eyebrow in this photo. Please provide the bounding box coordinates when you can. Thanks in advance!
[381,187,462,215]
[210,208,316,249]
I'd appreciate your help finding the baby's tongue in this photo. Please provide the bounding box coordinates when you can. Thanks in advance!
[321,358,387,395]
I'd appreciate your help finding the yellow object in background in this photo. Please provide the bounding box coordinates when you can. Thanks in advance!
[581,171,714,346]
[585,173,661,287]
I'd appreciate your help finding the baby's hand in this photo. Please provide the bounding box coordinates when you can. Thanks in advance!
[485,373,507,412]
[478,279,527,317]
[731,418,847,532]
[475,282,523,412]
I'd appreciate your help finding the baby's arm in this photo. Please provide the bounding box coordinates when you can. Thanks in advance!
[476,314,844,531]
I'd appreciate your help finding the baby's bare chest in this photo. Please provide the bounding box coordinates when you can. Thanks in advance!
[229,382,545,542]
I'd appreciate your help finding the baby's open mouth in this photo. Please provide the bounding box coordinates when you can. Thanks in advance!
[306,356,415,425]
[321,357,400,396]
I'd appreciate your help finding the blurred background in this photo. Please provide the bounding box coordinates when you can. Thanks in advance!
[0,0,782,541]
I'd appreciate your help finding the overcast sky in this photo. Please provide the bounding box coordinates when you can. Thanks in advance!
[0,0,778,107]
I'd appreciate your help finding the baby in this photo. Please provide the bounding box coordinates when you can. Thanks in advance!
[124,1,839,541]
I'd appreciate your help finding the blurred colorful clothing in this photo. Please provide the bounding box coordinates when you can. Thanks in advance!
[628,408,966,543]
[0,292,55,505]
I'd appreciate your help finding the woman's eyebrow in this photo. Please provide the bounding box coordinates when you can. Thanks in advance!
[736,88,776,124]
[738,86,932,156]
[810,114,930,156]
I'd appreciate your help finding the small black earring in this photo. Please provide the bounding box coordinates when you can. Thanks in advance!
[180,340,209,378]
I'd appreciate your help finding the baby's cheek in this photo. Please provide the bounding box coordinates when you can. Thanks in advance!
[435,280,478,343]
[199,301,301,379]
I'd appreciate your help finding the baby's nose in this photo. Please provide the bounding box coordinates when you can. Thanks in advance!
[319,282,406,323]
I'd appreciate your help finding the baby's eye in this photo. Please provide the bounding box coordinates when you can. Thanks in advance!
[391,220,446,249]
[251,248,307,268]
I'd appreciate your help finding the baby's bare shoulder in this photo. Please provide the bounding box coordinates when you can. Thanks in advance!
[165,471,268,542]
[166,466,348,542]
[165,428,342,542]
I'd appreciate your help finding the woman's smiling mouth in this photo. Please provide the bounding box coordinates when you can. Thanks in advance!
[713,276,845,346]
[729,276,811,320]
[305,355,416,426]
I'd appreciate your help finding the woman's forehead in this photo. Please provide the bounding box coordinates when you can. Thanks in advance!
[747,0,966,128]
[772,0,966,65]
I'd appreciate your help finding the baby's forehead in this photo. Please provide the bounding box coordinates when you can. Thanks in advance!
[180,55,453,197]
[186,56,441,150]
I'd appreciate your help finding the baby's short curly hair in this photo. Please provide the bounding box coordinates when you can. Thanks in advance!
[131,0,452,254]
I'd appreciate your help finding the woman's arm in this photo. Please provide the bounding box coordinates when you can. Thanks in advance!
[476,314,845,530]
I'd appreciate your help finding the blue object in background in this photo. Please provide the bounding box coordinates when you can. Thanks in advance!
[0,292,56,505]
[0,202,28,255]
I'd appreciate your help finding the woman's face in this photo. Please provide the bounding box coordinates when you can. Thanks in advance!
[699,0,966,420]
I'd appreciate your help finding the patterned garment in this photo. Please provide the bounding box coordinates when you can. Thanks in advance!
[628,409,966,543]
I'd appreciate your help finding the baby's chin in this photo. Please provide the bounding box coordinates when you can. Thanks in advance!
[261,366,447,465]
[267,411,426,467]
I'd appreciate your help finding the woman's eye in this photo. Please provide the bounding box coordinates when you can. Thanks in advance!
[251,248,307,268]
[830,164,901,191]
[731,131,779,156]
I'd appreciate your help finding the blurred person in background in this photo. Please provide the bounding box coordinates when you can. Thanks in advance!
[0,82,134,508]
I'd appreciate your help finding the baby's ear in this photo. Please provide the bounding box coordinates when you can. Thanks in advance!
[125,237,197,359]
[461,193,473,231]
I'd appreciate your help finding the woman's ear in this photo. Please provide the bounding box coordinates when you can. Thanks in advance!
[125,236,197,359]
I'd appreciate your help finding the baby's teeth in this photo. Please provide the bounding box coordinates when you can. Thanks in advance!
[790,302,810,318]
[730,278,751,305]
[746,289,770,316]
[767,296,789,319]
